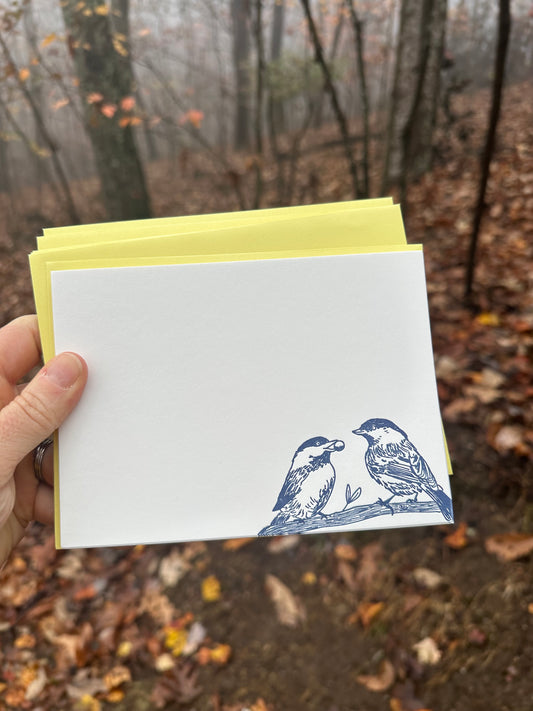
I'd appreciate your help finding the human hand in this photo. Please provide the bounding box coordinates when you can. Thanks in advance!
[0,315,87,566]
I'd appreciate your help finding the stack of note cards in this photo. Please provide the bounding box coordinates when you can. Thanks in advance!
[30,199,453,549]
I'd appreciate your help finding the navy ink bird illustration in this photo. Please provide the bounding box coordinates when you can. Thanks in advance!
[352,418,453,522]
[271,437,345,526]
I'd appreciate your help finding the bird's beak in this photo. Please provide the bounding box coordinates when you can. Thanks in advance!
[324,439,345,452]
[352,428,363,436]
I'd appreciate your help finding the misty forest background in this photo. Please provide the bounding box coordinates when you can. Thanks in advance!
[1,1,533,711]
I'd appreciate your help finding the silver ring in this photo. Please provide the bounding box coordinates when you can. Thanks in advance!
[33,437,53,484]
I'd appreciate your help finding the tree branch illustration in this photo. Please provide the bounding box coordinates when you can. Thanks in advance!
[258,500,444,537]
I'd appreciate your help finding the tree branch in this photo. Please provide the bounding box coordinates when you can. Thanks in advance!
[258,500,444,537]
[299,0,361,197]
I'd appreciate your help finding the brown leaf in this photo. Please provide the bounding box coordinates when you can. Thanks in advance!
[265,574,306,627]
[266,535,300,553]
[485,532,533,562]
[337,560,358,592]
[151,663,201,708]
[443,397,477,422]
[490,425,525,454]
[356,659,395,692]
[356,542,383,588]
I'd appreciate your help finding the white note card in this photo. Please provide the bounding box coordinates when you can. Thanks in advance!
[51,250,452,548]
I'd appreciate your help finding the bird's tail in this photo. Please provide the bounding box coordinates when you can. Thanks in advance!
[425,486,454,522]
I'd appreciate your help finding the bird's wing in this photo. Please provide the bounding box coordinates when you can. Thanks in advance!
[402,440,439,488]
[371,441,427,485]
[273,467,308,511]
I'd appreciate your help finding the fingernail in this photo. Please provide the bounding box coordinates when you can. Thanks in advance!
[44,353,83,390]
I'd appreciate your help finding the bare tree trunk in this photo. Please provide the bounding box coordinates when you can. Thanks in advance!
[231,0,252,151]
[0,33,80,223]
[344,0,370,198]
[465,0,511,300]
[269,0,285,135]
[252,0,265,209]
[0,107,12,195]
[110,0,158,162]
[381,0,447,195]
[61,0,151,221]
[0,94,66,210]
[300,0,360,198]
[313,9,345,129]
[23,1,50,189]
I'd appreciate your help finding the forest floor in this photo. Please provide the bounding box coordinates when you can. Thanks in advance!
[0,81,532,711]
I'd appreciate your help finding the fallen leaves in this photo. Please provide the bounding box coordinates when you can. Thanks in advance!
[201,574,221,602]
[350,601,385,628]
[158,548,191,588]
[444,522,470,550]
[223,537,254,551]
[485,532,533,561]
[356,659,395,692]
[103,665,131,692]
[265,574,306,627]
[412,567,444,590]
[197,643,232,666]
[412,637,442,665]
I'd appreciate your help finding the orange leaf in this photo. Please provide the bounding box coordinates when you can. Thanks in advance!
[53,98,70,111]
[106,689,125,703]
[138,28,151,37]
[209,643,232,665]
[104,665,131,691]
[196,646,212,666]
[223,537,254,551]
[475,312,500,327]
[19,67,30,82]
[334,543,358,561]
[119,117,131,127]
[87,92,103,104]
[301,571,317,585]
[15,633,36,649]
[179,109,204,129]
[41,32,57,48]
[77,695,101,711]
[355,601,384,628]
[120,95,136,111]
[129,116,142,126]
[250,698,269,711]
[101,103,117,118]
[73,583,98,601]
[444,522,469,550]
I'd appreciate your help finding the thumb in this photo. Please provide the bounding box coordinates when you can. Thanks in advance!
[0,352,87,482]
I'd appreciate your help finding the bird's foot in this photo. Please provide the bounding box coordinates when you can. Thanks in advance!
[377,498,394,515]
